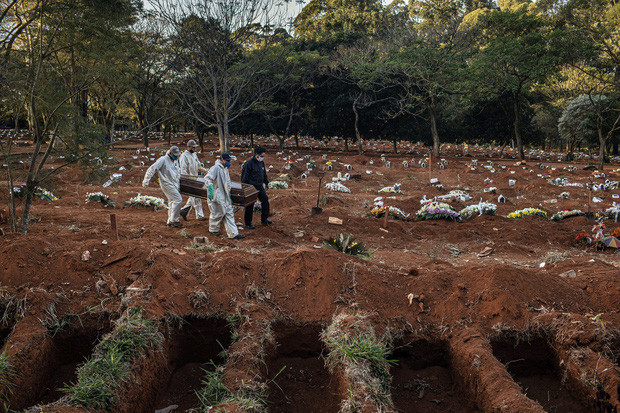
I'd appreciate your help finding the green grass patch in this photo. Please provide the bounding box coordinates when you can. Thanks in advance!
[63,307,163,411]
[323,233,371,259]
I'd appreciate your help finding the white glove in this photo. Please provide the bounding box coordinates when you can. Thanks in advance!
[142,182,149,188]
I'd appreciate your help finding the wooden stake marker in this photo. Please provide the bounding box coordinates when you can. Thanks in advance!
[110,213,119,240]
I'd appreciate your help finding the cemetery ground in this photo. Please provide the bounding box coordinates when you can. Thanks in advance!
[0,133,619,412]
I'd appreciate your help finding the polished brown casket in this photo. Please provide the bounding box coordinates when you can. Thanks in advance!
[180,175,258,207]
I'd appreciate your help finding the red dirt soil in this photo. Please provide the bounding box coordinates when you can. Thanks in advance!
[1,134,619,412]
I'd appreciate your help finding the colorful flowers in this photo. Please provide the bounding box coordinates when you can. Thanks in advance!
[506,208,547,219]
[416,202,462,222]
[324,182,351,193]
[602,203,620,222]
[459,202,497,220]
[549,210,584,221]
[368,206,410,221]
[12,185,59,201]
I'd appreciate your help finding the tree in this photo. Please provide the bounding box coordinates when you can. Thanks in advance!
[467,0,570,159]
[381,0,472,156]
[294,0,387,47]
[154,0,292,153]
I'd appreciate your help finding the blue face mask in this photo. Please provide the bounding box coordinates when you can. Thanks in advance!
[171,155,178,161]
[224,161,231,168]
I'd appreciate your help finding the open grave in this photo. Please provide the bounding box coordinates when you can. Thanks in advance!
[390,338,479,413]
[151,316,232,412]
[492,336,591,413]
[18,317,111,410]
[266,322,341,413]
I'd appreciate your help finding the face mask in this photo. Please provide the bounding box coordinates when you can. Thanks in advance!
[171,155,178,161]
[189,149,194,154]
[224,161,231,168]
[257,156,264,162]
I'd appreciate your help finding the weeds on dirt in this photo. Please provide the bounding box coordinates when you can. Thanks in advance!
[322,312,395,412]
[179,228,192,239]
[323,233,372,259]
[189,290,211,310]
[425,236,447,262]
[39,301,73,336]
[194,364,269,412]
[187,240,216,252]
[63,307,163,410]
[0,350,15,411]
[543,250,572,264]
[0,290,27,327]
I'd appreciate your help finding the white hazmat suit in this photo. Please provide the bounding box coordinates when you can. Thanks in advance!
[142,151,182,225]
[205,159,239,238]
[180,150,208,219]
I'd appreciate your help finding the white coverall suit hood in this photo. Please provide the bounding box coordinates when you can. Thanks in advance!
[205,159,239,238]
[180,150,207,219]
[142,151,182,224]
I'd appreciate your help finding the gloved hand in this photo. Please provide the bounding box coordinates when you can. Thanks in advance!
[142,181,149,188]
[207,185,214,201]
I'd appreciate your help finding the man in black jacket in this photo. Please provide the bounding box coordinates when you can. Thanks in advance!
[241,146,272,229]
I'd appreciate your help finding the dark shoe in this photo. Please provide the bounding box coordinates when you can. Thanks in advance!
[180,206,191,221]
[262,219,273,225]
[197,216,208,221]
[232,234,245,239]
[246,224,256,229]
[168,222,182,228]
[209,231,221,236]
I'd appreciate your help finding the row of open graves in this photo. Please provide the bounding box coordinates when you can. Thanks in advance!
[0,305,618,413]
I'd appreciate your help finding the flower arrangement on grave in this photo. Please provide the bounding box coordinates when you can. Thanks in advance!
[253,200,262,212]
[548,177,569,186]
[550,209,584,221]
[437,190,472,202]
[459,201,496,220]
[127,194,167,210]
[602,203,620,222]
[85,192,116,207]
[324,182,351,193]
[268,181,289,189]
[368,205,410,221]
[558,192,570,199]
[12,185,59,201]
[307,160,316,169]
[416,202,462,222]
[506,208,547,219]
[575,231,591,245]
[378,183,402,194]
[323,233,371,259]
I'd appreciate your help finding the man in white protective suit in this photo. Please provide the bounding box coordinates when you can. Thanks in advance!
[142,146,183,228]
[205,153,245,239]
[179,139,209,221]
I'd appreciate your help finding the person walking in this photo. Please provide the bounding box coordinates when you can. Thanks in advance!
[241,146,272,229]
[205,153,245,239]
[142,146,183,227]
[179,139,209,221]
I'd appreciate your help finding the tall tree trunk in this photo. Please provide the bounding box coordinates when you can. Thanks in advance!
[597,115,605,171]
[393,136,398,154]
[428,101,440,157]
[352,98,363,155]
[294,134,299,149]
[344,136,349,152]
[512,91,524,160]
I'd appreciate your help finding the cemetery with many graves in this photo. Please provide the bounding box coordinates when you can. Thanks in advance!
[0,131,618,412]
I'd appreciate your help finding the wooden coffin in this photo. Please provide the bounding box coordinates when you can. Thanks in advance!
[180,175,258,207]
[230,182,259,207]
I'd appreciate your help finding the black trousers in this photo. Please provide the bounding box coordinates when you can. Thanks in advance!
[245,186,269,225]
